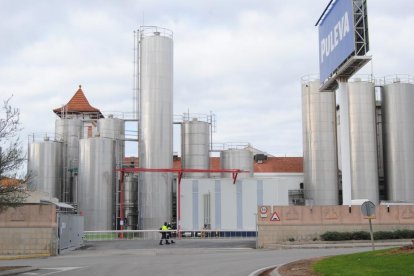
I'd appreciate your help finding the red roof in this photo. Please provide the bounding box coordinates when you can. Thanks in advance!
[123,156,303,173]
[53,85,103,118]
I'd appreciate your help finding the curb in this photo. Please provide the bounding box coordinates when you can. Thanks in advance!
[248,265,279,276]
[0,267,38,276]
[264,240,412,250]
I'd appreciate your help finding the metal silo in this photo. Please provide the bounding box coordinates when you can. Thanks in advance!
[382,77,414,201]
[181,118,210,178]
[55,118,83,202]
[138,26,173,229]
[27,138,63,198]
[348,79,379,204]
[97,116,125,168]
[220,149,253,178]
[124,174,138,230]
[301,78,338,205]
[78,138,115,230]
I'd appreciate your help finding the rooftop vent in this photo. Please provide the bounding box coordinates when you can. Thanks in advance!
[254,154,268,164]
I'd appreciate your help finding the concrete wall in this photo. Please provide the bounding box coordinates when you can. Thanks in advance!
[180,174,303,231]
[257,205,414,248]
[0,204,58,256]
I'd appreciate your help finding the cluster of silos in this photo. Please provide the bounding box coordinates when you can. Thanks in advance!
[302,75,414,205]
[77,116,125,230]
[301,78,338,205]
[382,77,414,202]
[27,137,63,198]
[181,118,210,178]
[28,115,127,230]
[138,27,173,230]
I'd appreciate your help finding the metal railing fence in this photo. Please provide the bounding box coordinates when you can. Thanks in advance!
[84,230,257,241]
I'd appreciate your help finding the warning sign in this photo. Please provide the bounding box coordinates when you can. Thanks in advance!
[270,211,280,221]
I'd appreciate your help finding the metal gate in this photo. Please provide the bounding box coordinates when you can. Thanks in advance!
[58,213,84,252]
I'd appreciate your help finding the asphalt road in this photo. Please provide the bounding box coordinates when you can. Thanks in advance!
[0,240,376,276]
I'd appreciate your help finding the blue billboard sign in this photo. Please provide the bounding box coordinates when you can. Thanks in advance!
[319,0,355,83]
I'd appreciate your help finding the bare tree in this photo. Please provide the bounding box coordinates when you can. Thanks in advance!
[0,96,28,212]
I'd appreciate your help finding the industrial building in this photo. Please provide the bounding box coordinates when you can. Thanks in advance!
[27,25,414,233]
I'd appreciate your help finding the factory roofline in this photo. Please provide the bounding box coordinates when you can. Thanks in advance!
[123,156,303,173]
[53,85,103,118]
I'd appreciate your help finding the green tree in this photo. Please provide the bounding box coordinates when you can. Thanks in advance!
[0,97,28,212]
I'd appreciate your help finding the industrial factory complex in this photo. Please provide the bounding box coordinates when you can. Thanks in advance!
[22,0,414,240]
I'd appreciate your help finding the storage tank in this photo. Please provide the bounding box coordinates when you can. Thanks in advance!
[97,116,125,168]
[181,118,210,178]
[124,174,138,230]
[55,118,83,202]
[348,79,379,204]
[301,78,338,205]
[27,139,63,198]
[138,26,173,229]
[78,138,115,230]
[220,149,253,179]
[382,78,414,201]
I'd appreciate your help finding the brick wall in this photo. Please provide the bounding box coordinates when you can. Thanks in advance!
[0,204,58,256]
[257,205,414,248]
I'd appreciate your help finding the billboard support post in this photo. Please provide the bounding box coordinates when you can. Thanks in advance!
[338,79,352,205]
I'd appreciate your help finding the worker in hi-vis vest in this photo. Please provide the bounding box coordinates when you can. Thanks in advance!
[159,222,169,245]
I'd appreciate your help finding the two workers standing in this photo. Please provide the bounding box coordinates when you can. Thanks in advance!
[159,222,175,245]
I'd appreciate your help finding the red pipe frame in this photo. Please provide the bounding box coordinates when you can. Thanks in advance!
[116,167,248,236]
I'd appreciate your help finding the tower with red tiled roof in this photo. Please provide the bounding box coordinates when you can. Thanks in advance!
[53,85,103,119]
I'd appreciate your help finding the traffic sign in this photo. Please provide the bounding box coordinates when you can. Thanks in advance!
[270,212,280,221]
[361,201,376,217]
[361,200,376,251]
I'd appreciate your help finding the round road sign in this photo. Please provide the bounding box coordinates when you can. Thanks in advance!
[361,201,376,217]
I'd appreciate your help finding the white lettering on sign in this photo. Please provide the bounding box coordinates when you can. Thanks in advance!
[320,11,350,63]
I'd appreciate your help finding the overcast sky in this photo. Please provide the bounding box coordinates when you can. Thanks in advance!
[1,0,413,157]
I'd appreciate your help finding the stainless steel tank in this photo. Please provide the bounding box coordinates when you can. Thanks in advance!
[97,116,125,168]
[301,78,338,205]
[181,118,210,178]
[220,149,253,178]
[124,174,138,230]
[348,79,379,204]
[27,139,63,198]
[55,118,83,202]
[78,138,115,230]
[138,27,173,229]
[382,79,414,201]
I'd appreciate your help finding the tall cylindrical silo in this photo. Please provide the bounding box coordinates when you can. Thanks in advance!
[97,116,125,229]
[220,149,253,179]
[348,79,379,204]
[301,78,338,205]
[78,138,115,230]
[382,78,414,202]
[55,118,83,202]
[138,27,173,229]
[27,139,63,198]
[181,118,210,178]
